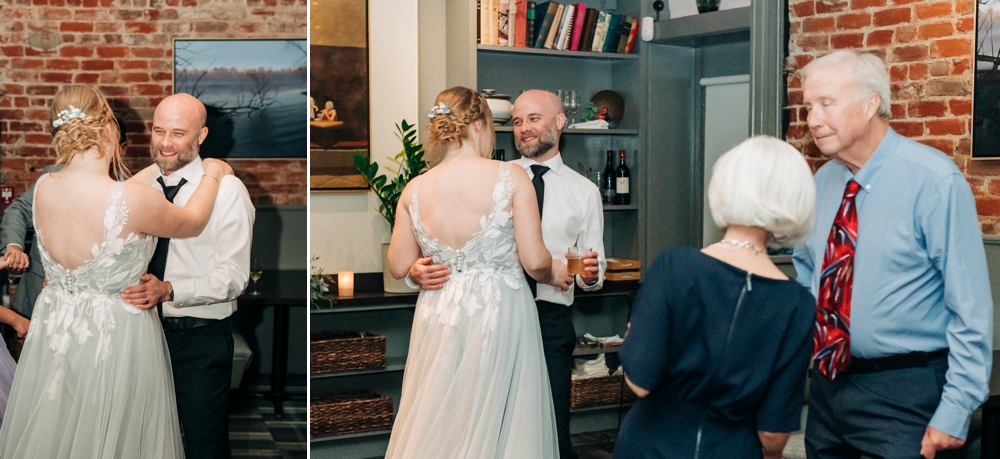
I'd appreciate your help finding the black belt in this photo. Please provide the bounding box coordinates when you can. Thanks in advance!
[161,316,222,331]
[846,349,948,374]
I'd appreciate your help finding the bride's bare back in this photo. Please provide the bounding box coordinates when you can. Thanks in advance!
[415,156,505,250]
[34,170,136,272]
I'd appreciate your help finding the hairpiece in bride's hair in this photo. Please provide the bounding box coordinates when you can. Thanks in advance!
[426,102,451,119]
[52,105,87,128]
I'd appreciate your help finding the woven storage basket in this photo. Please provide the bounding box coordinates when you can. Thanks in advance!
[311,390,395,438]
[570,374,638,408]
[311,332,386,374]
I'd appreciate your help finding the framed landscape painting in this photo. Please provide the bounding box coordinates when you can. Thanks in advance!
[173,39,307,158]
[309,0,370,191]
[974,0,1000,158]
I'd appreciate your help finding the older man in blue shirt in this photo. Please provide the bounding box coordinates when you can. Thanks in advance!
[794,50,991,459]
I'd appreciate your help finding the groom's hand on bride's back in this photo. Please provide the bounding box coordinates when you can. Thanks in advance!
[409,257,451,290]
[120,274,172,310]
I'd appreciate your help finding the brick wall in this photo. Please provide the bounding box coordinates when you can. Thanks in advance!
[784,0,1000,232]
[0,0,307,206]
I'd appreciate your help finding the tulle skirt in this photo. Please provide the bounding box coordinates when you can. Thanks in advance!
[0,290,184,458]
[385,274,558,459]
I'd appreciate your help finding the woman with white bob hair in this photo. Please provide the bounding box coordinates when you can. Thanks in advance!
[613,136,817,459]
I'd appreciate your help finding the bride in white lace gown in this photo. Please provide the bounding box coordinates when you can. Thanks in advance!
[385,87,560,459]
[0,85,233,458]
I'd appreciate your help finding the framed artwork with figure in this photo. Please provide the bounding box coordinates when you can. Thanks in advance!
[172,38,308,159]
[309,0,371,192]
[974,0,1000,158]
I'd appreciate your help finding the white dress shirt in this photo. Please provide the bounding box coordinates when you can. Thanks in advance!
[155,156,255,320]
[514,153,606,306]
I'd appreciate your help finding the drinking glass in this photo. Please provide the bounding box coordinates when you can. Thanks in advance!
[249,257,263,295]
[566,246,591,275]
[565,91,580,127]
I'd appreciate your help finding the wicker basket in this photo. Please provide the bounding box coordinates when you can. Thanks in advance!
[570,374,638,408]
[311,332,386,374]
[311,390,395,438]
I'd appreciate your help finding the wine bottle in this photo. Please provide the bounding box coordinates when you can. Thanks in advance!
[615,149,630,205]
[602,150,616,204]
[494,148,506,161]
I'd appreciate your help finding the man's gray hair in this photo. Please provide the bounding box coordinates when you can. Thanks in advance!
[801,50,892,120]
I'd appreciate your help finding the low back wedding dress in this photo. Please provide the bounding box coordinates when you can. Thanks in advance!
[385,162,559,459]
[0,176,184,458]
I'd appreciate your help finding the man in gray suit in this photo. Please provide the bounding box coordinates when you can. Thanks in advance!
[0,118,128,319]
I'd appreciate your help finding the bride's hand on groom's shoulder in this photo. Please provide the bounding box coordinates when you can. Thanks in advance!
[126,164,161,185]
[203,159,234,179]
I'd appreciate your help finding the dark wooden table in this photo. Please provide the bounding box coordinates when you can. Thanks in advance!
[238,269,307,419]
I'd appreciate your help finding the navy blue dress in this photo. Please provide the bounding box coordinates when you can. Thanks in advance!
[613,248,815,458]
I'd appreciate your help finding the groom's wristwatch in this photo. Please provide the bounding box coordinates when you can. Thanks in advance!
[167,283,174,302]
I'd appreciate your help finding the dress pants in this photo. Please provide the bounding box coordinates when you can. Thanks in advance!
[537,300,579,459]
[165,319,235,459]
[805,354,963,459]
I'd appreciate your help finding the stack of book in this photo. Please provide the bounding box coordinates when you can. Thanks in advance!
[478,1,639,55]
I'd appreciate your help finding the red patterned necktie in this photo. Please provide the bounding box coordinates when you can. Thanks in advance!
[814,179,861,380]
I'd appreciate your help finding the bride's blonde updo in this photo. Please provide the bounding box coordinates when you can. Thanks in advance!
[426,86,494,155]
[50,85,127,177]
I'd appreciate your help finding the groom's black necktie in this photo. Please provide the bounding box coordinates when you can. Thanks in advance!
[148,176,187,320]
[526,165,549,298]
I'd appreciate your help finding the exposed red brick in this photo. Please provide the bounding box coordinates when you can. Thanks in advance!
[838,12,872,29]
[790,0,816,18]
[45,58,79,70]
[873,7,911,26]
[950,99,972,116]
[120,72,150,83]
[96,46,127,58]
[918,22,954,40]
[81,60,114,71]
[909,62,928,80]
[816,0,848,14]
[953,58,972,75]
[890,120,924,136]
[797,34,830,52]
[804,17,836,33]
[73,73,100,84]
[850,0,886,8]
[891,103,906,118]
[957,17,975,33]
[908,101,948,118]
[831,33,864,49]
[40,72,72,83]
[893,45,929,62]
[58,45,93,57]
[926,118,966,135]
[124,22,157,34]
[931,38,972,58]
[895,25,917,43]
[59,21,93,32]
[915,1,952,19]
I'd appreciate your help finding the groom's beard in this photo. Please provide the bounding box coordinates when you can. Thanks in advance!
[150,139,199,173]
[514,123,559,159]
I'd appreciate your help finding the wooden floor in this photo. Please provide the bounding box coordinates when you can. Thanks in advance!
[229,393,307,459]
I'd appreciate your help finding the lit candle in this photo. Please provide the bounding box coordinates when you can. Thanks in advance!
[338,271,354,297]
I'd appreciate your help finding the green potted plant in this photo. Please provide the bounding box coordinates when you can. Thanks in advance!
[354,119,428,293]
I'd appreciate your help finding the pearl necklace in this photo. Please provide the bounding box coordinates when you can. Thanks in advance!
[713,238,764,255]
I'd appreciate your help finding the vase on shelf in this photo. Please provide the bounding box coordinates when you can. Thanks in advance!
[382,243,418,293]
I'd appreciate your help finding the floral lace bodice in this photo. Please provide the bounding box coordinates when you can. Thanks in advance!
[32,177,156,398]
[408,163,525,331]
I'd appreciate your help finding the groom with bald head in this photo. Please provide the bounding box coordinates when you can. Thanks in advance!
[122,93,255,459]
[409,89,607,459]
